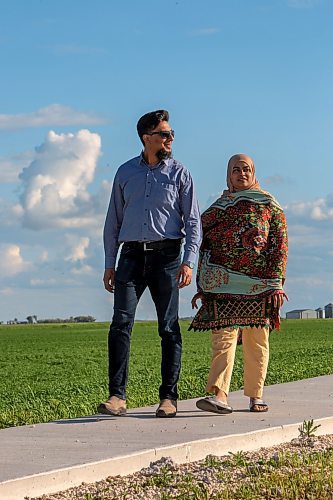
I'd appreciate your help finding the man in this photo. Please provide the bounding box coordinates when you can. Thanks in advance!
[98,109,201,418]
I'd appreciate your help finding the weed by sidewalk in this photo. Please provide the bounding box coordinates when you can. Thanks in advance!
[28,432,333,500]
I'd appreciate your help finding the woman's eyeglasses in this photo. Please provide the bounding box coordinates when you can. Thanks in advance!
[147,130,175,139]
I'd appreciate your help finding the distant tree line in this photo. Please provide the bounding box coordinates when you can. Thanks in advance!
[5,315,96,325]
[37,315,96,323]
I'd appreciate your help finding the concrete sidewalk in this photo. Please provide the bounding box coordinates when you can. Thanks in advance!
[1,375,333,499]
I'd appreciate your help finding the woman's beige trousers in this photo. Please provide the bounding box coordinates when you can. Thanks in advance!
[206,326,269,399]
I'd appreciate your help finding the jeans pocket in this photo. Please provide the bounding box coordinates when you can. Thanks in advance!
[159,245,181,259]
[120,245,134,257]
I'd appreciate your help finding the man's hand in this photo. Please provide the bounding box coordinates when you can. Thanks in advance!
[103,268,115,293]
[176,264,193,289]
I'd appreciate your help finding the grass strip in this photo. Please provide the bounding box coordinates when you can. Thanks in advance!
[0,319,332,428]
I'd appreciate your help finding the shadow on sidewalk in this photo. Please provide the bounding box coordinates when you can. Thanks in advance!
[53,409,251,424]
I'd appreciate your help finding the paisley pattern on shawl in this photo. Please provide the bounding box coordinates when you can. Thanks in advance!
[189,189,288,331]
[198,251,282,296]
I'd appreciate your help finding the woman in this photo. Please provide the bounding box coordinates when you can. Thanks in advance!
[190,154,288,414]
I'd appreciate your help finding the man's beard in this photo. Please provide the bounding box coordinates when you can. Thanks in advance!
[157,148,172,161]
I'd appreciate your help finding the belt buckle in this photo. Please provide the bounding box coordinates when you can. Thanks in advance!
[143,241,153,251]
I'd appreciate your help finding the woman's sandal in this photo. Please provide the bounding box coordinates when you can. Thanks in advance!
[249,398,269,412]
[196,396,233,414]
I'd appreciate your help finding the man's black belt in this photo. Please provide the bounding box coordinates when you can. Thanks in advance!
[123,239,182,251]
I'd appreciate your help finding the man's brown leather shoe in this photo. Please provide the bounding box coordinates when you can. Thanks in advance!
[97,395,127,416]
[156,399,177,418]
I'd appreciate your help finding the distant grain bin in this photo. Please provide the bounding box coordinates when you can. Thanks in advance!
[316,307,325,319]
[324,303,333,318]
[286,309,317,319]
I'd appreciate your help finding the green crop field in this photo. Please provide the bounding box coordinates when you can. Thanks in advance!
[0,319,332,429]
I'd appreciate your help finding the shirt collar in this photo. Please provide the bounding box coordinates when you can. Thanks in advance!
[139,151,169,169]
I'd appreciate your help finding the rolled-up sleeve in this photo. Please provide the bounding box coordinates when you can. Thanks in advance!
[103,172,124,268]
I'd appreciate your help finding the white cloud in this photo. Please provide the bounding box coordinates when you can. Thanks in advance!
[70,264,93,275]
[65,236,90,262]
[30,278,57,286]
[264,193,333,311]
[288,276,330,287]
[0,288,14,296]
[18,129,103,229]
[311,205,327,220]
[0,244,31,277]
[11,204,24,217]
[41,250,49,262]
[285,194,333,222]
[0,104,106,130]
[262,175,286,186]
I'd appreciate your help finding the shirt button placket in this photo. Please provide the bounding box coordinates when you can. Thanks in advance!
[143,170,151,240]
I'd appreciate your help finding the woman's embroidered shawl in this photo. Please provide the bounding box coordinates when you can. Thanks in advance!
[189,189,288,331]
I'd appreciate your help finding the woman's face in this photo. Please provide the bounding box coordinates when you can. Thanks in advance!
[230,161,254,191]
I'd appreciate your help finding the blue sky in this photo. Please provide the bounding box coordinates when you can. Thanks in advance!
[1,0,333,322]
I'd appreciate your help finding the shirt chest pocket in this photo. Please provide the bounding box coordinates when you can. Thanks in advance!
[160,181,177,191]
[156,181,178,201]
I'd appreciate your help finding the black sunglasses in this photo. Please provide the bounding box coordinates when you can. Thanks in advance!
[147,129,175,139]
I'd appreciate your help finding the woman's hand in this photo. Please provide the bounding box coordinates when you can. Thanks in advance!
[267,292,288,310]
[191,292,204,309]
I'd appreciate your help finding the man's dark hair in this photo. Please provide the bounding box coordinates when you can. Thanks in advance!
[137,109,169,145]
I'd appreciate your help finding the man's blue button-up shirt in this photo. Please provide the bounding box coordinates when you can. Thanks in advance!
[104,154,202,268]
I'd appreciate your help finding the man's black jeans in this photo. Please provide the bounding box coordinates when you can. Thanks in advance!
[108,240,182,401]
